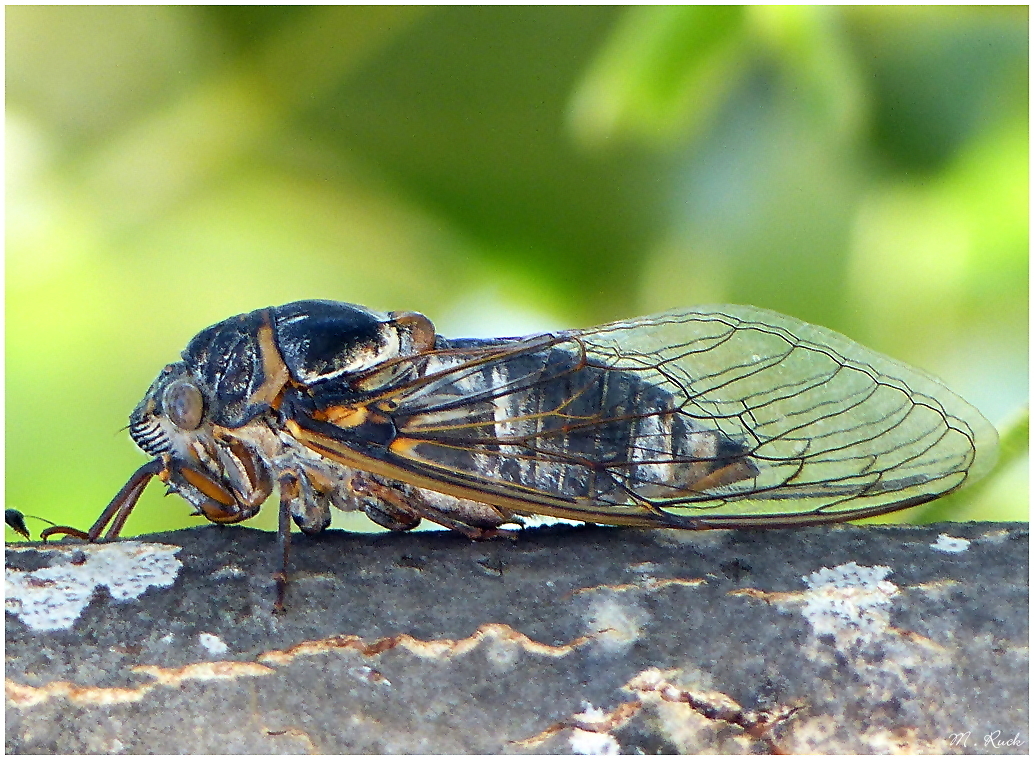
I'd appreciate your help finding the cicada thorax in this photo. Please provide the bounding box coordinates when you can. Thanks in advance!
[174,301,433,427]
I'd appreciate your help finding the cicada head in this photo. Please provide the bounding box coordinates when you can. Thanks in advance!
[124,301,439,529]
[129,362,273,524]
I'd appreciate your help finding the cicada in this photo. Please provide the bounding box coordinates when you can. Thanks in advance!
[42,301,997,609]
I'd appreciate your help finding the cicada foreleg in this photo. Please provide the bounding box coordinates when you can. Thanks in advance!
[40,458,165,543]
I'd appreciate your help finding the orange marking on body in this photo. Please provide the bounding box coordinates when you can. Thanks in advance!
[688,461,757,492]
[321,405,369,428]
[247,318,290,410]
[180,467,236,506]
[388,437,421,458]
[302,464,335,493]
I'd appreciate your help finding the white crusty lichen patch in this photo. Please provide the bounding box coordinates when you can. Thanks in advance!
[5,542,183,631]
[798,562,898,645]
[930,533,971,554]
[584,595,648,653]
[569,703,621,755]
[569,726,620,755]
[198,632,229,656]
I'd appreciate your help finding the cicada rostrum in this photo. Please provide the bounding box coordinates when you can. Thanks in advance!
[42,301,998,609]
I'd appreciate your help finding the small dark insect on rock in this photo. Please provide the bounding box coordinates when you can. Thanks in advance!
[5,509,31,540]
[5,509,56,541]
[396,554,427,571]
[39,300,998,610]
[719,559,753,582]
[477,556,506,577]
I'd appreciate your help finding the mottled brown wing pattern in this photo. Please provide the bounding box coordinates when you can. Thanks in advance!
[294,306,997,527]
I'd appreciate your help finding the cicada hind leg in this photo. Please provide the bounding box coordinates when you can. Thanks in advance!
[348,472,518,540]
[40,459,165,543]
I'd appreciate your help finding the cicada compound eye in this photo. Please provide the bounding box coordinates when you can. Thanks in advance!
[163,378,205,430]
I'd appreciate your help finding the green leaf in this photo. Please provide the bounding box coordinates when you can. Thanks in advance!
[568,6,748,147]
[747,5,866,140]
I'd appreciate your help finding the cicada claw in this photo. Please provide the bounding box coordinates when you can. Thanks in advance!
[39,525,92,542]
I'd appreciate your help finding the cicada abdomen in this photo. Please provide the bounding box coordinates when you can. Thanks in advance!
[350,335,760,517]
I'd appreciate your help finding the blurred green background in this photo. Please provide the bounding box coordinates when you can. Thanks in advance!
[6,6,1028,540]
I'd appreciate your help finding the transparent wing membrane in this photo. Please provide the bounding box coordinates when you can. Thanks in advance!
[304,305,997,528]
[571,307,996,521]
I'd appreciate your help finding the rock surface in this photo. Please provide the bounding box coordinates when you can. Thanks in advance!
[5,522,1029,754]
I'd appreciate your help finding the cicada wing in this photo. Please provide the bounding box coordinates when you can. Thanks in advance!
[289,306,997,528]
[563,306,998,523]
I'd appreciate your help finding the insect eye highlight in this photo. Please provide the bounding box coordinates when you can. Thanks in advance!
[163,378,205,430]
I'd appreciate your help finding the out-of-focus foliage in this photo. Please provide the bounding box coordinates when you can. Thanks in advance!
[6,6,1027,540]
[568,6,865,146]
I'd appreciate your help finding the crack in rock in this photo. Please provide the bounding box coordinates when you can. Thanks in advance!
[257,623,594,666]
[567,577,706,598]
[131,661,275,686]
[6,661,275,708]
[7,625,586,709]
[511,700,641,752]
[624,668,800,752]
